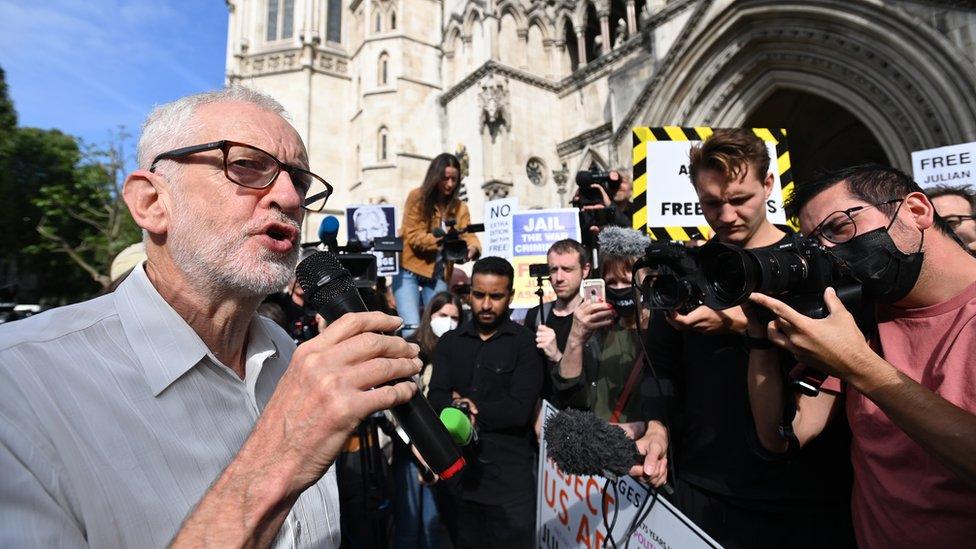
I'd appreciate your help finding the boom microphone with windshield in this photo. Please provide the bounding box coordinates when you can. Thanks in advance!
[544,409,641,477]
[296,250,466,479]
[544,409,674,496]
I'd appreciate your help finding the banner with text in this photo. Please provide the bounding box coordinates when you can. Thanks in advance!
[631,127,792,241]
[508,209,580,309]
[912,141,976,189]
[536,400,722,549]
[484,197,518,257]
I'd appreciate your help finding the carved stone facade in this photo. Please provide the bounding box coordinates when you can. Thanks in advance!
[225,0,976,242]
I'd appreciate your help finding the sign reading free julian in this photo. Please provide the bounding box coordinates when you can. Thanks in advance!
[912,141,976,189]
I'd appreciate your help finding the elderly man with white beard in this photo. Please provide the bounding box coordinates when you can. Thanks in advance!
[0,87,421,548]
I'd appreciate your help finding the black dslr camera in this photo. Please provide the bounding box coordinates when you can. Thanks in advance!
[696,234,862,318]
[637,241,707,314]
[438,219,485,263]
[574,169,622,207]
[696,234,871,396]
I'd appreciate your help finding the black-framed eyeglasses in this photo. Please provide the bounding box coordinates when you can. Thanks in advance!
[149,140,333,212]
[809,199,903,244]
[941,214,976,229]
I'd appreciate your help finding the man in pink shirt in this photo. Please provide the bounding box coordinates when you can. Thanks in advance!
[744,164,976,547]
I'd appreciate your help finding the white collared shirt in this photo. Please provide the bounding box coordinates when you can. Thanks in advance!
[0,265,340,547]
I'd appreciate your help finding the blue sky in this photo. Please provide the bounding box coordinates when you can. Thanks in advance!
[0,0,228,152]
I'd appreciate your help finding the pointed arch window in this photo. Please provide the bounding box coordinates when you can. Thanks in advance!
[378,52,389,85]
[266,0,295,41]
[390,10,397,30]
[326,0,342,42]
[378,127,389,161]
[375,11,383,32]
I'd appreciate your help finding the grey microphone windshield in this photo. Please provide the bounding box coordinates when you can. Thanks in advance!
[544,409,641,476]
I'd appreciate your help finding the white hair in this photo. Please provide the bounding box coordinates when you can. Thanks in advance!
[136,86,290,172]
[353,205,388,226]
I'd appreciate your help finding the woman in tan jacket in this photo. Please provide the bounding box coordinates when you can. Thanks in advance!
[394,153,480,336]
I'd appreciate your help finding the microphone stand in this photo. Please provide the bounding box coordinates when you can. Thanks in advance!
[534,273,549,324]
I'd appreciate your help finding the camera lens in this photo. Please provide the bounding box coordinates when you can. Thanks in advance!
[651,274,689,310]
[699,242,760,309]
[711,250,747,295]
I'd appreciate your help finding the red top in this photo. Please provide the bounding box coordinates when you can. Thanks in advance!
[848,282,976,548]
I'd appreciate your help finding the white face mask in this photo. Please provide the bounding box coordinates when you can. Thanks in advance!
[430,316,458,337]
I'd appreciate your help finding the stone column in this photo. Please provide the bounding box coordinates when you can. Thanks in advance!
[543,38,556,79]
[599,11,611,56]
[486,8,500,61]
[517,28,529,69]
[626,0,636,35]
[575,27,587,66]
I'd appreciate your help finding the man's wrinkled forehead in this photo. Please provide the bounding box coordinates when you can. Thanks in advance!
[196,102,308,164]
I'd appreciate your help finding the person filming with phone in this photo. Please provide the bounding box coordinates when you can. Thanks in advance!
[552,227,650,440]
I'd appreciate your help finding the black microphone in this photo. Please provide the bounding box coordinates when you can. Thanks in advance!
[296,251,466,479]
[545,409,674,494]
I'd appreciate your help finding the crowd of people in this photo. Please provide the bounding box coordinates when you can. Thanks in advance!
[0,86,974,549]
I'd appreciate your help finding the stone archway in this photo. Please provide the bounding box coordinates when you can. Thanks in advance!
[743,89,890,185]
[620,0,976,171]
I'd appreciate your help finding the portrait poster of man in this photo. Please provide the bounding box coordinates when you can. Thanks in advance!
[345,204,399,276]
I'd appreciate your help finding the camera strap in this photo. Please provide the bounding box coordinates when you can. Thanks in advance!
[609,349,646,424]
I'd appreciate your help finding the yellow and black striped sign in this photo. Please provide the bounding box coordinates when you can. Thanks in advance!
[631,127,794,241]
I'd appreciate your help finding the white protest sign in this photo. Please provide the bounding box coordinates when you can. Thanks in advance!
[536,401,721,549]
[644,140,787,229]
[484,197,518,258]
[911,141,976,188]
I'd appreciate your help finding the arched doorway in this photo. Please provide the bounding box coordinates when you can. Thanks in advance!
[619,1,976,170]
[743,89,890,185]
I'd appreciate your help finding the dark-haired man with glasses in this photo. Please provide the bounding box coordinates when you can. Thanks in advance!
[745,164,976,548]
[928,183,976,251]
[0,88,422,547]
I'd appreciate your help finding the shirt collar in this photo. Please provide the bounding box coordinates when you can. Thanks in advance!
[459,315,517,339]
[115,263,279,396]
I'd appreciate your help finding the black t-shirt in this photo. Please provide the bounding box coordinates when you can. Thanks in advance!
[640,236,853,511]
[524,304,574,352]
[524,304,575,402]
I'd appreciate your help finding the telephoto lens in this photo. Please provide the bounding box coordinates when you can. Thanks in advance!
[697,234,856,317]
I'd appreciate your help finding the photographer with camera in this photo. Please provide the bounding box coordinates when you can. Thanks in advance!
[632,129,855,548]
[395,153,481,337]
[573,167,634,241]
[553,227,651,438]
[744,165,976,548]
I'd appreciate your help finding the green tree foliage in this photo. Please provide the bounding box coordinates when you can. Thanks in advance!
[0,67,16,136]
[0,66,142,304]
[26,129,143,294]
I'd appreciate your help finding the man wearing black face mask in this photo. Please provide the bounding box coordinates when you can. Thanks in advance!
[632,130,855,548]
[745,164,976,548]
[554,227,650,439]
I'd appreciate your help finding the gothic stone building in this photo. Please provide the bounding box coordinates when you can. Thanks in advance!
[225,0,976,240]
